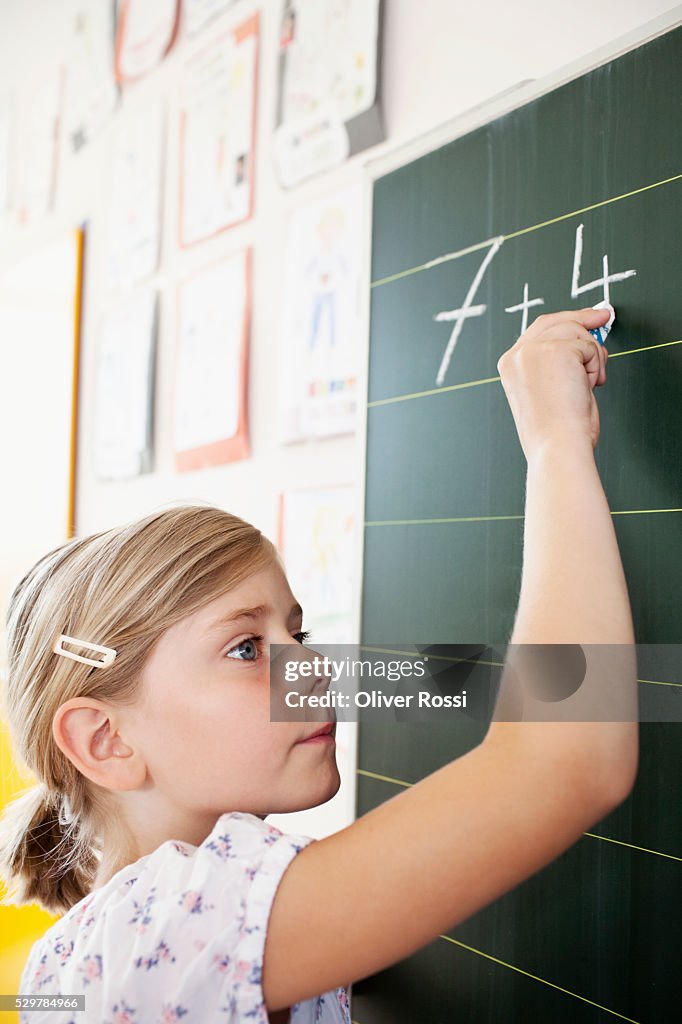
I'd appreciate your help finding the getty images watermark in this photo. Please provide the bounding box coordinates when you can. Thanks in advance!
[268,644,682,724]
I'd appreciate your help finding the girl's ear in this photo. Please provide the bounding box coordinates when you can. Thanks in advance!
[52,700,146,792]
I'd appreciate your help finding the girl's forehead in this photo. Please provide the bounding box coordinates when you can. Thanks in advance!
[191,565,298,628]
[215,561,293,604]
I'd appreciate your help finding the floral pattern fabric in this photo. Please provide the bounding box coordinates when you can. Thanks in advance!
[19,811,351,1024]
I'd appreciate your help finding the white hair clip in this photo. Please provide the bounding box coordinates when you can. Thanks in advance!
[53,634,117,668]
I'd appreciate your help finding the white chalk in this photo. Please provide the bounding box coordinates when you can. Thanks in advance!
[589,301,615,345]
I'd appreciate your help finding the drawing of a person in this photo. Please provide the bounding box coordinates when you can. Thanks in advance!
[305,206,347,351]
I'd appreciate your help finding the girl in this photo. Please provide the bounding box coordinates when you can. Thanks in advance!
[0,306,637,1024]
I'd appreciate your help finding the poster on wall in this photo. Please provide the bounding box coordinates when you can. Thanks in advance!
[115,0,180,83]
[93,290,158,480]
[0,96,12,216]
[107,96,164,291]
[183,0,238,37]
[173,250,251,471]
[65,2,119,152]
[274,0,384,187]
[278,183,363,443]
[18,69,64,222]
[179,13,259,245]
[277,485,356,644]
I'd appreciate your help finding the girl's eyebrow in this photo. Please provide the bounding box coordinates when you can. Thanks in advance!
[203,602,303,635]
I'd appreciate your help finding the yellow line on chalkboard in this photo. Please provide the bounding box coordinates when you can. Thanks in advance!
[504,172,682,242]
[371,237,498,288]
[365,513,525,525]
[583,832,682,863]
[437,936,642,1023]
[357,768,682,857]
[368,374,500,406]
[357,768,411,788]
[351,932,643,1024]
[366,339,682,407]
[370,172,682,289]
[606,337,682,358]
[358,647,682,689]
[365,508,682,526]
[612,507,682,516]
[360,645,496,663]
[638,676,682,688]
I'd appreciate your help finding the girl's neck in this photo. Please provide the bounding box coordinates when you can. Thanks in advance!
[91,805,257,891]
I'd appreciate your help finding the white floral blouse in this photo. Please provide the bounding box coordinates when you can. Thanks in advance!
[19,811,351,1024]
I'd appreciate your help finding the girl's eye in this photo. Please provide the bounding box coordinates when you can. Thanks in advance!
[225,635,263,662]
[225,630,312,662]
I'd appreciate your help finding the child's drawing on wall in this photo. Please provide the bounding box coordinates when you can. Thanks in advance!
[278,486,355,644]
[278,184,363,443]
[305,206,347,351]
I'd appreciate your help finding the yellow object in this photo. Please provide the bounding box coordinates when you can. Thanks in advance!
[0,720,59,1024]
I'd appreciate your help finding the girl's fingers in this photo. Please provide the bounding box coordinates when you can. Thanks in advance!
[541,322,604,351]
[536,319,610,385]
[540,322,604,384]
[527,307,611,335]
[583,335,607,387]
[588,336,608,388]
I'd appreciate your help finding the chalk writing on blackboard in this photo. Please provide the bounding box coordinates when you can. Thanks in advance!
[571,222,637,304]
[431,223,639,387]
[433,236,504,386]
[504,282,545,335]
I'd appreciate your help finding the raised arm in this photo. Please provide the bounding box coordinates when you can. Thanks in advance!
[262,308,638,1012]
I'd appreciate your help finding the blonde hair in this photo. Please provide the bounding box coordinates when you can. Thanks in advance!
[0,503,278,916]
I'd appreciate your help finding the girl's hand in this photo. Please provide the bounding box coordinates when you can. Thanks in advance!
[496,307,610,460]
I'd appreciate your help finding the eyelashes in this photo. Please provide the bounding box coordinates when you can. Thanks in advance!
[225,630,312,662]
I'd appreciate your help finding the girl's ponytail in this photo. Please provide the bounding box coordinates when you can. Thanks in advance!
[0,777,98,916]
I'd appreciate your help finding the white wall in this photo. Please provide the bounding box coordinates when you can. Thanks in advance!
[0,0,677,838]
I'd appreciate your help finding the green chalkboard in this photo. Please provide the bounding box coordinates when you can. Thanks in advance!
[355,23,682,1024]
